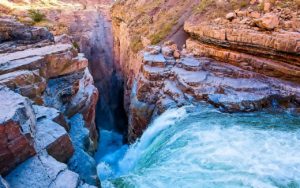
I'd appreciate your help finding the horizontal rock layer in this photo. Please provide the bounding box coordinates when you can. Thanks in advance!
[128,45,300,142]
[184,10,300,84]
[0,18,99,187]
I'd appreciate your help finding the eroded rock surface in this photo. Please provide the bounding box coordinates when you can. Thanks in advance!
[184,8,300,83]
[0,18,99,187]
[0,87,36,175]
[5,154,80,188]
[128,45,300,142]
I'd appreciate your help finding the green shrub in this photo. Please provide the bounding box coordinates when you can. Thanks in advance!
[28,9,45,23]
[72,41,80,52]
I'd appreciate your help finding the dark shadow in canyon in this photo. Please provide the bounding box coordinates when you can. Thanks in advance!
[75,7,128,136]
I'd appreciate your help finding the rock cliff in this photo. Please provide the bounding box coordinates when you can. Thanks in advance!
[111,0,300,142]
[0,17,99,187]
[128,44,300,142]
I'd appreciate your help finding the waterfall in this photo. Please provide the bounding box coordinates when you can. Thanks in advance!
[98,104,300,188]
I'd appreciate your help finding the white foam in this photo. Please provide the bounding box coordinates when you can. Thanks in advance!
[117,107,188,174]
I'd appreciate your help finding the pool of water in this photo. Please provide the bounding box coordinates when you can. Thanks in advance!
[97,104,300,188]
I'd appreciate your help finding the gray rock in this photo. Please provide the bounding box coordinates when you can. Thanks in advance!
[5,154,79,188]
[68,114,99,186]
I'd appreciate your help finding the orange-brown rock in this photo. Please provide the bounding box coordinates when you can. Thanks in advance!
[184,12,300,84]
[254,13,279,30]
[0,87,36,175]
[186,39,300,83]
[128,46,300,142]
[0,18,99,185]
[0,17,54,43]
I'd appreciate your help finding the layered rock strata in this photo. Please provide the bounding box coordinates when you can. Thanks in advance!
[0,18,99,187]
[128,45,300,142]
[184,9,300,83]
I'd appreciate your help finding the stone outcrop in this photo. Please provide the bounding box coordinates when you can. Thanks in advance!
[0,87,36,175]
[0,17,53,42]
[128,45,300,142]
[0,18,99,187]
[0,17,54,53]
[184,8,300,84]
[5,154,81,188]
[110,1,300,143]
[111,0,199,116]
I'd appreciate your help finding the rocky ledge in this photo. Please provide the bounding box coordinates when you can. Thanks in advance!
[0,18,99,187]
[128,44,300,142]
[184,8,300,83]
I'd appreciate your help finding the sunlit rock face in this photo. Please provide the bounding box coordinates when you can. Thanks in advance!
[0,17,54,45]
[0,18,99,187]
[111,2,300,143]
[128,43,300,142]
[184,8,300,84]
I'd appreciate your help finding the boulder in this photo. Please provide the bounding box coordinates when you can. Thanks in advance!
[264,2,272,12]
[186,39,300,83]
[255,13,279,30]
[0,44,87,79]
[34,115,74,163]
[44,68,99,149]
[226,12,236,21]
[0,87,36,175]
[33,105,69,131]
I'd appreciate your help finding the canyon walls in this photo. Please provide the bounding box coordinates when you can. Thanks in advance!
[111,0,300,142]
[0,0,299,186]
[111,0,200,115]
[61,1,128,133]
[0,17,99,187]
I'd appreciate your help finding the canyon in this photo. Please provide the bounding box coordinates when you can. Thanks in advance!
[0,0,300,187]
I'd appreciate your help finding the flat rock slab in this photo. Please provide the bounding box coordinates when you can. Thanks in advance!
[33,105,74,163]
[34,119,68,152]
[5,154,79,188]
[0,44,72,65]
[33,105,69,131]
[136,51,300,113]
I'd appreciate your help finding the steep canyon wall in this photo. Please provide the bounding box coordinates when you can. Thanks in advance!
[111,0,300,142]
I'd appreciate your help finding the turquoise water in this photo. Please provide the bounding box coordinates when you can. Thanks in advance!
[97,104,300,188]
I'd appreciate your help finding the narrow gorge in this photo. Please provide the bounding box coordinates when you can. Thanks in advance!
[0,0,300,188]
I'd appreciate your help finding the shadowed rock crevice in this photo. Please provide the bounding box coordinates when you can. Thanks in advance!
[65,4,128,134]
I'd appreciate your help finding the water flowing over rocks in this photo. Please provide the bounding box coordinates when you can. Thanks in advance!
[0,18,99,187]
[1,0,300,186]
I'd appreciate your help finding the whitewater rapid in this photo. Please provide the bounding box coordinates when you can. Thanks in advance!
[97,104,300,188]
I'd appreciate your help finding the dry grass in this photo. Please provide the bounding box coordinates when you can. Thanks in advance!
[113,0,193,51]
[0,0,83,11]
[256,0,300,10]
[194,0,251,17]
[195,0,214,13]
